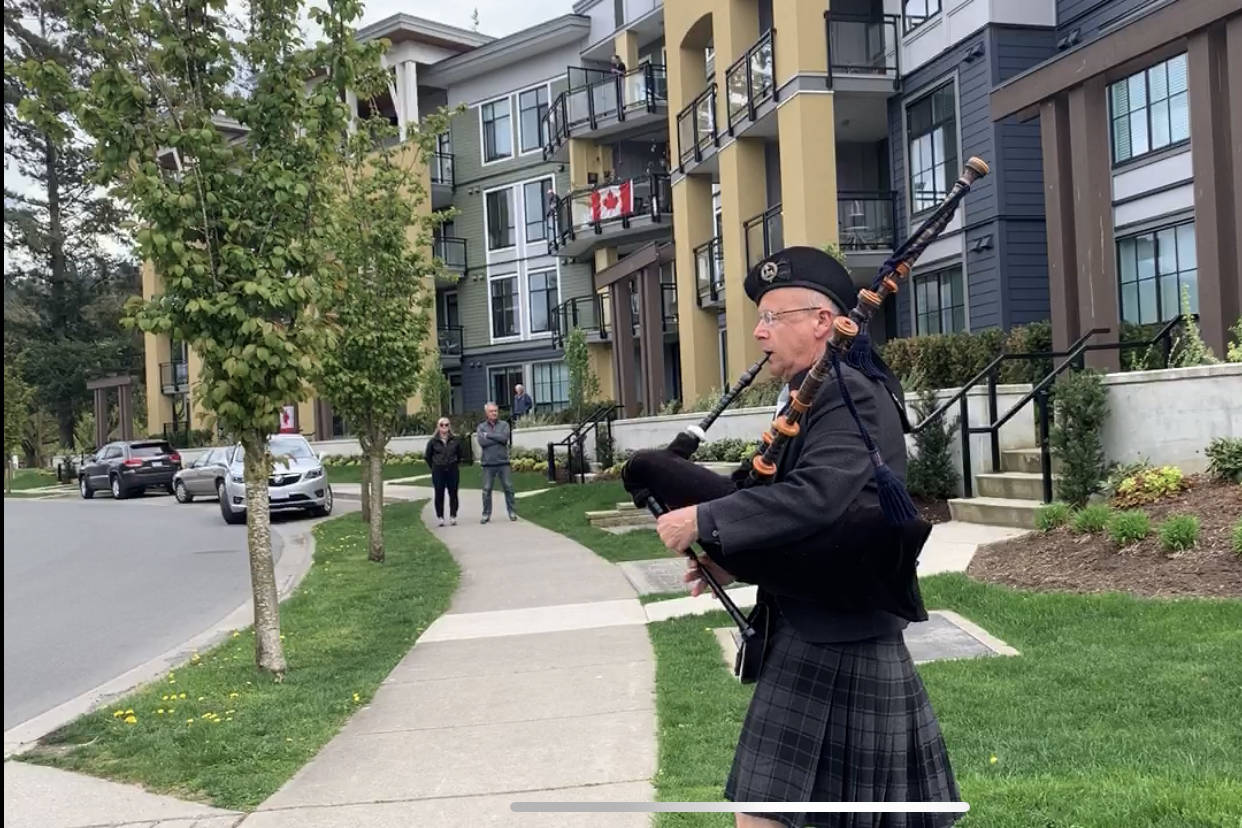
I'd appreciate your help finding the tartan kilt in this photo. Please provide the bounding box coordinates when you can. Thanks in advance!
[725,613,960,828]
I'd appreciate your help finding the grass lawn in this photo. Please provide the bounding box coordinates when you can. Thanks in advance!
[519,480,674,563]
[6,468,63,491]
[650,574,1242,827]
[326,461,548,492]
[325,462,427,484]
[19,501,459,810]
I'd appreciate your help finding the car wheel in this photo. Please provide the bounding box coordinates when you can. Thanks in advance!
[110,475,128,500]
[174,480,192,503]
[219,481,245,525]
[79,477,94,500]
[310,485,334,518]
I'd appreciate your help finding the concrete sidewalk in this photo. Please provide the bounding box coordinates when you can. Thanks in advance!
[237,496,657,826]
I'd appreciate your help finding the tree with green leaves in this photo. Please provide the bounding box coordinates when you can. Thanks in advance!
[4,362,33,493]
[1169,285,1219,367]
[565,326,599,420]
[316,104,451,563]
[21,0,389,677]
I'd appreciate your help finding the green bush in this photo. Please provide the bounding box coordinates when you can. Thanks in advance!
[906,386,959,500]
[1035,501,1072,532]
[1119,321,1168,372]
[1232,517,1242,557]
[878,322,1053,391]
[1158,514,1200,553]
[694,438,755,464]
[1168,285,1219,367]
[1205,437,1242,484]
[1113,465,1188,506]
[1227,317,1242,363]
[1102,459,1152,498]
[1106,509,1151,546]
[1050,370,1109,507]
[998,320,1054,385]
[1070,503,1112,534]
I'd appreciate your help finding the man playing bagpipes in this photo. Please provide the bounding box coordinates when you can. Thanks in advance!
[623,246,960,828]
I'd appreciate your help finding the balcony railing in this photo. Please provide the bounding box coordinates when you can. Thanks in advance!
[160,361,189,396]
[541,63,668,156]
[552,293,609,347]
[661,282,678,331]
[433,235,467,271]
[548,173,672,252]
[744,205,784,269]
[838,190,898,250]
[430,151,454,186]
[438,325,463,357]
[825,12,900,86]
[676,83,718,170]
[694,236,725,308]
[725,29,777,131]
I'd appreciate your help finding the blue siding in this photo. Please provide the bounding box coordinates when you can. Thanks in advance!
[999,220,1052,326]
[966,227,1002,330]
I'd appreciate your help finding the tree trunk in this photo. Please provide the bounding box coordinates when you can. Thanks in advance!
[359,453,371,523]
[6,460,12,495]
[368,440,385,563]
[243,439,287,677]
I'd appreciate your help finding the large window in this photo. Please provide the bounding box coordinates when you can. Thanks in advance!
[531,361,570,412]
[518,86,549,154]
[1109,53,1189,165]
[489,365,524,411]
[528,269,558,334]
[524,178,552,242]
[903,0,941,34]
[914,265,965,335]
[485,187,515,250]
[490,274,519,338]
[481,97,512,163]
[1117,221,1197,324]
[907,82,958,215]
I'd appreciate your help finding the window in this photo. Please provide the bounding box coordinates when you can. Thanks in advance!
[485,188,515,250]
[490,365,524,410]
[518,86,549,154]
[903,0,941,34]
[528,269,558,334]
[1109,53,1189,165]
[1117,221,1197,324]
[524,178,553,242]
[481,97,512,162]
[532,361,570,412]
[913,265,966,334]
[907,82,957,215]
[490,275,519,338]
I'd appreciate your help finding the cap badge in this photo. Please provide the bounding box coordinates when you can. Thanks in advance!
[759,261,779,282]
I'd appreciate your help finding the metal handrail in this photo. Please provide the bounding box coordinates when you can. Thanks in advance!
[429,152,454,187]
[725,28,776,131]
[743,203,783,268]
[432,235,467,271]
[541,63,668,157]
[838,190,899,250]
[694,236,725,307]
[676,83,718,170]
[546,402,621,484]
[549,172,672,251]
[825,11,900,88]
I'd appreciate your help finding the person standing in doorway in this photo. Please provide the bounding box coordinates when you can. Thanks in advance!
[424,417,465,526]
[476,402,517,523]
[512,384,534,422]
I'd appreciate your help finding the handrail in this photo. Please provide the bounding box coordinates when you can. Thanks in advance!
[676,83,718,170]
[725,28,776,131]
[824,11,900,88]
[546,402,621,484]
[542,63,668,157]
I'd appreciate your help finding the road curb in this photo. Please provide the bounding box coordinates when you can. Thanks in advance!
[3,518,320,758]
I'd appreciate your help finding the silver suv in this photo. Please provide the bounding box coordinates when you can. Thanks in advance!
[218,434,333,525]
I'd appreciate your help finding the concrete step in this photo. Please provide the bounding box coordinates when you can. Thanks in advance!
[976,471,1059,501]
[1001,447,1062,475]
[585,508,656,529]
[614,501,640,512]
[947,496,1040,530]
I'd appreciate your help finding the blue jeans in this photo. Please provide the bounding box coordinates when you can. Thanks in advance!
[481,464,516,517]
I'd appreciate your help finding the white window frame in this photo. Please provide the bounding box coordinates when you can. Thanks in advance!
[911,263,968,336]
[488,272,522,343]
[530,359,570,413]
[523,176,555,244]
[901,73,961,221]
[478,94,514,166]
[526,267,560,337]
[483,183,517,253]
[516,82,552,158]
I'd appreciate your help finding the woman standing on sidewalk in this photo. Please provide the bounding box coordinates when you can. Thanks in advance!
[424,418,465,526]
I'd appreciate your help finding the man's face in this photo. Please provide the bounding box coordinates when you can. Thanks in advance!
[485,405,498,422]
[752,287,833,381]
[515,385,524,395]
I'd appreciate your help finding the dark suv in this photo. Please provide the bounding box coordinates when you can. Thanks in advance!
[79,440,183,500]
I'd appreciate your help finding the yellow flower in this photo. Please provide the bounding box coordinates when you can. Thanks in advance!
[157,709,165,715]
[113,710,124,718]
[186,719,194,725]
[229,692,239,698]
[125,708,133,715]
[352,693,360,703]
[124,715,137,724]
[280,634,285,640]
[168,708,175,713]
[162,695,169,701]
[179,692,186,699]
[198,696,205,701]
[286,737,293,742]
[232,631,240,638]
[225,709,235,715]
[990,755,998,765]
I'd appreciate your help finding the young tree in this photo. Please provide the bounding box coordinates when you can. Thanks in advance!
[316,102,451,563]
[22,0,387,677]
[565,326,600,420]
[4,362,33,492]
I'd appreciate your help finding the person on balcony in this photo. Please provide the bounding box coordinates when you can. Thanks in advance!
[610,54,627,75]
[512,384,534,421]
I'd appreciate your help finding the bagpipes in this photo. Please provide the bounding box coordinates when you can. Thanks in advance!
[623,158,990,644]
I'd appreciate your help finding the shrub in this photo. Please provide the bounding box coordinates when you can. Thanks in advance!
[1070,503,1112,534]
[879,322,1052,391]
[1227,317,1242,363]
[1102,459,1152,498]
[1112,465,1188,506]
[1158,514,1200,553]
[1168,285,1220,367]
[1232,517,1242,557]
[694,438,755,464]
[1106,509,1151,546]
[1205,437,1242,484]
[1035,501,1072,532]
[998,320,1053,385]
[906,385,959,500]
[1120,321,1169,371]
[565,327,601,420]
[1050,370,1109,507]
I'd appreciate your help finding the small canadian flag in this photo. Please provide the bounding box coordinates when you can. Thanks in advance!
[590,180,632,222]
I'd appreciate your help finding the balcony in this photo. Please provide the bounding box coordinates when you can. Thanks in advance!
[160,361,189,396]
[744,205,784,269]
[438,326,463,367]
[839,190,898,275]
[552,293,610,348]
[725,30,778,138]
[432,235,466,286]
[548,173,672,260]
[676,83,719,173]
[661,282,679,333]
[694,236,725,309]
[826,11,900,92]
[430,151,454,209]
[542,63,669,160]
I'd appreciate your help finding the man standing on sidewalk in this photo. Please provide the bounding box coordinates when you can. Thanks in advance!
[476,403,517,523]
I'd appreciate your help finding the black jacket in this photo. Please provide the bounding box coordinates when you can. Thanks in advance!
[424,434,466,470]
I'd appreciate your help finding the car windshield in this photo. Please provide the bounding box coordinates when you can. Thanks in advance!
[268,435,314,460]
[131,442,172,457]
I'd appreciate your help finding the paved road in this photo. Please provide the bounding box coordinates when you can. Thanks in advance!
[2,494,295,731]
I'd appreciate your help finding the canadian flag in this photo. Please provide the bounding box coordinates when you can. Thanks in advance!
[279,404,297,433]
[590,180,633,222]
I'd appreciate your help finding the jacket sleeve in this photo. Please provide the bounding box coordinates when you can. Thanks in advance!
[696,370,881,555]
[476,424,492,445]
[424,440,434,467]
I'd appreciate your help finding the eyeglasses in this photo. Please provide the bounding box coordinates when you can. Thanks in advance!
[756,306,826,327]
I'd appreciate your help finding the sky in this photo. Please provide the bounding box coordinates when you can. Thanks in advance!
[312,0,575,40]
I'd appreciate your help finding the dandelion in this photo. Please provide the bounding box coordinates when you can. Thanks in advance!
[125,708,134,715]
[113,710,124,718]
[232,631,240,638]
[352,693,361,703]
[124,715,137,724]
[225,709,235,715]
[157,709,165,715]
[179,692,186,699]
[186,719,194,725]
[198,696,205,701]
[286,737,293,742]
[162,695,169,701]
[990,755,998,765]
[229,692,239,698]
[168,709,175,714]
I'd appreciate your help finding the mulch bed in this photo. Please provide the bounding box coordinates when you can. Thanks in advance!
[967,476,1242,599]
[913,496,952,525]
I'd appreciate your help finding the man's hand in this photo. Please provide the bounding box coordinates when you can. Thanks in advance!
[683,554,736,598]
[656,505,699,553]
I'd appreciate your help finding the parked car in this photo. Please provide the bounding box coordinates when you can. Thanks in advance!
[218,434,333,525]
[79,440,182,500]
[172,447,232,503]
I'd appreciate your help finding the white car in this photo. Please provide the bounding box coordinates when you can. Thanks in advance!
[218,434,333,525]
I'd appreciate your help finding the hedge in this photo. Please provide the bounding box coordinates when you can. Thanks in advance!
[879,321,1052,390]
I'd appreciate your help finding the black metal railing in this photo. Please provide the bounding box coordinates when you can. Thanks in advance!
[546,402,621,484]
[541,63,668,156]
[430,151,454,187]
[432,235,467,270]
[903,1,940,35]
[694,236,725,307]
[552,293,610,347]
[676,83,718,170]
[548,172,672,252]
[725,29,777,131]
[838,190,898,250]
[160,361,189,396]
[437,325,463,357]
[825,12,899,86]
[661,281,679,332]
[743,204,784,269]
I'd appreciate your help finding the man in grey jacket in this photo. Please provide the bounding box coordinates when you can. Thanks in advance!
[476,402,517,523]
